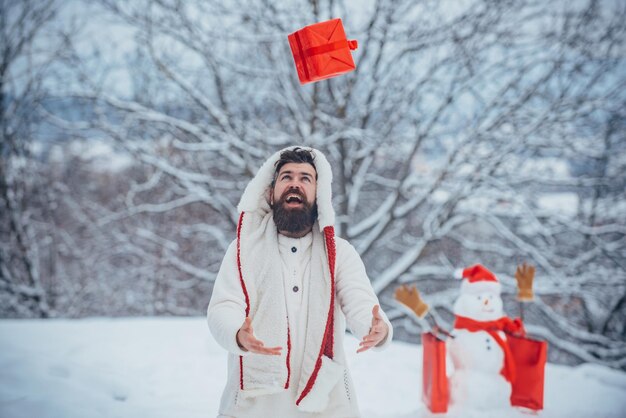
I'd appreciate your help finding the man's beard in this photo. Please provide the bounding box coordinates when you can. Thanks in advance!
[272,189,318,234]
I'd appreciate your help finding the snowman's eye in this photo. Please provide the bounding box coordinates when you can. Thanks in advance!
[489,295,493,299]
[477,296,481,300]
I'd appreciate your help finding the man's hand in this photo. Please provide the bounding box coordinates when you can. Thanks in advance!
[357,305,389,353]
[236,317,282,355]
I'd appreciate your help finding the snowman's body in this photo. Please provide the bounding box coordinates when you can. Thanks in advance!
[447,276,512,408]
[448,329,511,407]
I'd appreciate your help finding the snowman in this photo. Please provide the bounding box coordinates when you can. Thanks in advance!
[448,264,525,409]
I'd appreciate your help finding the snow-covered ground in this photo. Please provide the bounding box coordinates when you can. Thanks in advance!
[0,317,624,418]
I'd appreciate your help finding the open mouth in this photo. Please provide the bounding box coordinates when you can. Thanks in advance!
[284,193,304,207]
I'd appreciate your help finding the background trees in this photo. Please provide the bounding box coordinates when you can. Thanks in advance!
[2,0,625,368]
[0,0,67,317]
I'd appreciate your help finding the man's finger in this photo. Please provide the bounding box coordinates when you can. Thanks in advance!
[360,332,381,344]
[249,341,278,352]
[252,346,283,355]
[357,342,376,353]
[372,305,380,319]
[244,334,282,355]
[250,341,265,350]
[360,336,374,344]
[366,323,383,337]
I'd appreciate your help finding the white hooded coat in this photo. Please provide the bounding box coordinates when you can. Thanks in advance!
[207,146,393,417]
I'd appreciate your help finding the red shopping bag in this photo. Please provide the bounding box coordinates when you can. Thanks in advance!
[508,334,548,410]
[422,332,449,413]
[288,18,358,84]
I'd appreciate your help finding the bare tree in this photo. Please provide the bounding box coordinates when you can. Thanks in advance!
[0,0,65,317]
[41,0,626,366]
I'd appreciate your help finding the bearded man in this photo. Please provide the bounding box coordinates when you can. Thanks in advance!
[207,146,392,417]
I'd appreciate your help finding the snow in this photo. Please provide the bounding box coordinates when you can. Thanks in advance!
[46,139,133,173]
[536,192,579,217]
[1,317,625,418]
[519,158,571,179]
[70,140,134,172]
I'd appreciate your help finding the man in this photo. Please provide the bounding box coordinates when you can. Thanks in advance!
[207,146,393,417]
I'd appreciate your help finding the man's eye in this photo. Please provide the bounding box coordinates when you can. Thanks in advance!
[281,175,291,181]
[302,177,311,182]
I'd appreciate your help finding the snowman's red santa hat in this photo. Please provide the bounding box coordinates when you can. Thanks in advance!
[454,264,502,295]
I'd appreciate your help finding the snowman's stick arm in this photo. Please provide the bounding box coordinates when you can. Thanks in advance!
[425,309,455,339]
[393,299,454,340]
[393,284,456,340]
[514,263,536,324]
[393,300,432,330]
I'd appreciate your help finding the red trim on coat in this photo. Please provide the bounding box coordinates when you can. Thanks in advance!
[296,226,336,406]
[237,212,251,317]
[323,226,336,358]
[237,212,251,390]
[285,325,292,389]
[239,356,244,391]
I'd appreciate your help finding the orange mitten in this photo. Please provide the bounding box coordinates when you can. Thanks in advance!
[394,284,430,318]
[515,263,536,302]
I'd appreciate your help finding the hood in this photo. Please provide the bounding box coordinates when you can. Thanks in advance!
[237,146,335,231]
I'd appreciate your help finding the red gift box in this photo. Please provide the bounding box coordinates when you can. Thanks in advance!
[422,332,449,413]
[508,334,548,410]
[288,18,358,84]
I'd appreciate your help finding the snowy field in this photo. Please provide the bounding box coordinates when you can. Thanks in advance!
[0,317,625,418]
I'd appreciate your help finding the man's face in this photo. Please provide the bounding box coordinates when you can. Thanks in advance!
[271,162,318,235]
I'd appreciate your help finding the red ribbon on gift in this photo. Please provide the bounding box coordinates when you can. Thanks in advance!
[306,39,358,56]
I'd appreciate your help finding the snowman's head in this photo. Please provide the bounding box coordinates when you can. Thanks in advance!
[453,287,504,321]
[453,264,504,321]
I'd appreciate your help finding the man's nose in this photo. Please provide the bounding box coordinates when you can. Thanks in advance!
[288,183,303,192]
